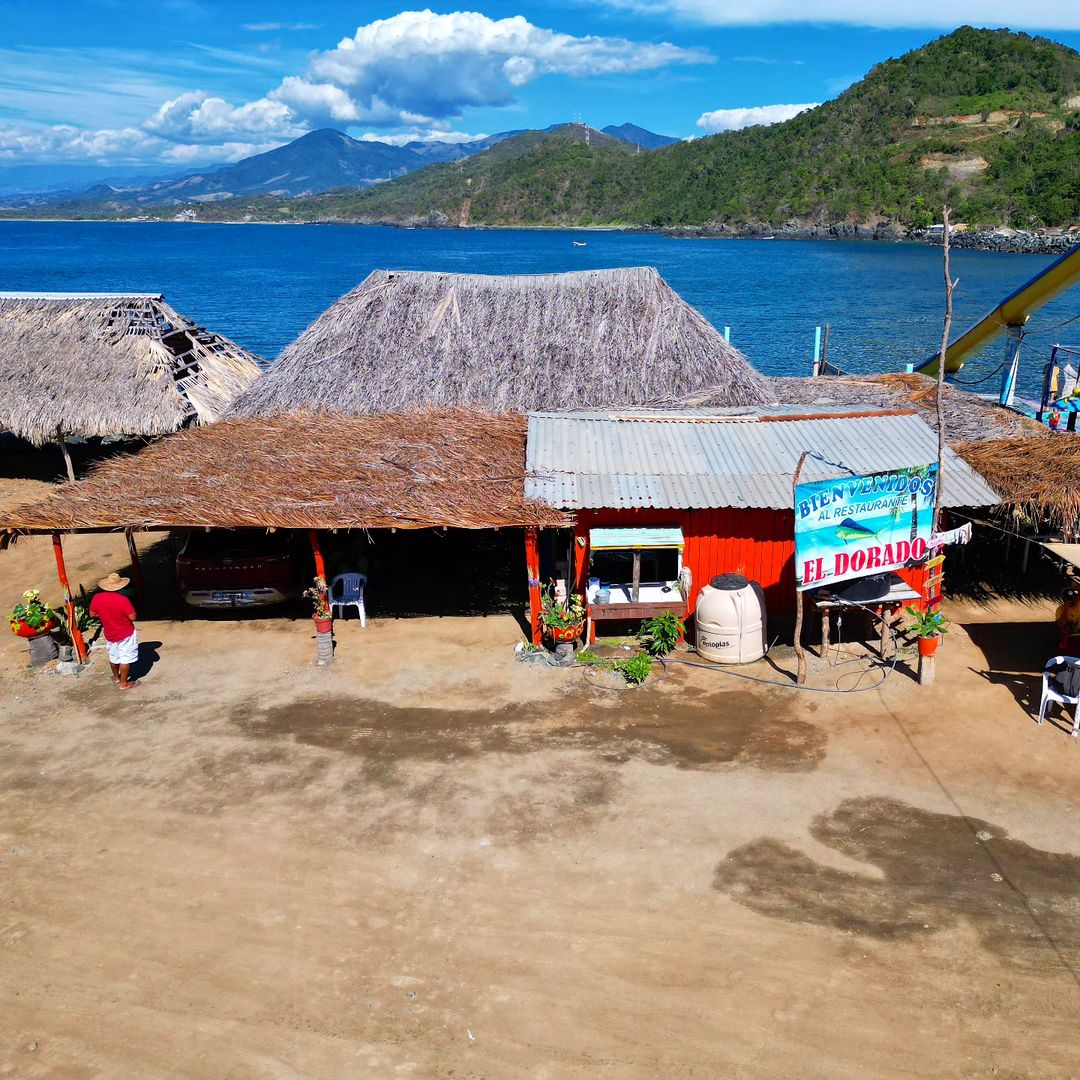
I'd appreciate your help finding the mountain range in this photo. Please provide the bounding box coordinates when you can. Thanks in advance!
[0,122,679,209]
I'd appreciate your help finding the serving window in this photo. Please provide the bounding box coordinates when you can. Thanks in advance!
[587,527,684,605]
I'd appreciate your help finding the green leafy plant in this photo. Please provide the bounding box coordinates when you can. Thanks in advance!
[637,612,683,657]
[54,586,99,645]
[615,653,653,685]
[576,647,600,663]
[9,589,58,632]
[905,605,949,638]
[539,585,585,630]
[303,576,331,619]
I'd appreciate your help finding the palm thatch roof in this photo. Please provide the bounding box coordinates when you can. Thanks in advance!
[956,436,1080,540]
[765,373,1049,444]
[231,267,769,418]
[0,409,570,538]
[0,292,263,445]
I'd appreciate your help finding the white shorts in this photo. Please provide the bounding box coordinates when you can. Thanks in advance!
[107,631,139,666]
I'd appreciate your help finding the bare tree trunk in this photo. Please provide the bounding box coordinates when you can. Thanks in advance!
[56,432,75,483]
[934,207,957,530]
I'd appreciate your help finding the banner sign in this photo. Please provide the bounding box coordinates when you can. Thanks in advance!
[795,464,937,591]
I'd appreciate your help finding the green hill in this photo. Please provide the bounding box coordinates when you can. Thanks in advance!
[285,26,1080,230]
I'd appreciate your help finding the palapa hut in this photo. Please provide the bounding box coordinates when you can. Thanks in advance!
[231,267,769,417]
[0,292,263,477]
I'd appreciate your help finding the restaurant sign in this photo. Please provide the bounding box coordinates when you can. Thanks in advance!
[795,464,937,591]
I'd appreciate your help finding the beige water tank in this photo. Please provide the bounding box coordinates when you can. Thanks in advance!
[695,574,767,664]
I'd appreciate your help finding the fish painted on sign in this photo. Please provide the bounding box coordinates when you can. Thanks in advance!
[835,517,884,543]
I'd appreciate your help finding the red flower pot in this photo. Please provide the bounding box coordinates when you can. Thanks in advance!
[917,635,940,657]
[313,615,333,634]
[11,618,57,639]
[548,623,583,643]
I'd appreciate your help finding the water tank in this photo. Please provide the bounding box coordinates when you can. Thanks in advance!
[695,574,767,664]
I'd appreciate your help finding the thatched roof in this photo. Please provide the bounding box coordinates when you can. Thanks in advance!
[0,292,263,445]
[956,436,1080,540]
[765,374,1049,444]
[231,267,769,417]
[0,409,570,536]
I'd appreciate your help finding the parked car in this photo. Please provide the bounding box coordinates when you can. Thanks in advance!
[176,529,305,608]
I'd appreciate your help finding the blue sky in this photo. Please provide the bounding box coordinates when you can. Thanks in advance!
[2,0,1080,167]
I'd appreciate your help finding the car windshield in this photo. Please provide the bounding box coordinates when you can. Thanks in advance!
[181,529,294,558]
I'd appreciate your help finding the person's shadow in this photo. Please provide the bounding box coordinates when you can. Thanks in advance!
[131,640,161,681]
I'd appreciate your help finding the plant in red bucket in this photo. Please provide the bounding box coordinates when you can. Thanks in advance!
[303,577,332,634]
[9,589,59,638]
[906,605,949,657]
[540,584,586,643]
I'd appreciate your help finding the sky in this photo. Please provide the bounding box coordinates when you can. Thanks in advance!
[2,0,1080,171]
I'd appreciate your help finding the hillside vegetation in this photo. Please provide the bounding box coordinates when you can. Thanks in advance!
[283,27,1080,230]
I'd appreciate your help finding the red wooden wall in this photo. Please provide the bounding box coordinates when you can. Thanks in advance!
[573,507,928,617]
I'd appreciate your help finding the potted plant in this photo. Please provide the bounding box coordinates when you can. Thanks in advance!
[54,587,100,661]
[906,605,949,657]
[540,585,586,643]
[303,577,332,634]
[9,589,59,638]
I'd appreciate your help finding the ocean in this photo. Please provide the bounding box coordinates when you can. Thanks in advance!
[0,221,1072,398]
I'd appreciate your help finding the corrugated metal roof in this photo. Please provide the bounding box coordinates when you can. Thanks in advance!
[525,409,1000,510]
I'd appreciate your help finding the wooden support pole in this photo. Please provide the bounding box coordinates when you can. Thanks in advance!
[631,550,641,604]
[525,526,542,646]
[52,532,87,663]
[125,528,145,598]
[56,433,75,483]
[918,654,936,686]
[792,451,809,685]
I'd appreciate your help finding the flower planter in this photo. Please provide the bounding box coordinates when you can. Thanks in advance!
[548,623,584,644]
[313,616,333,635]
[917,635,940,658]
[11,618,58,639]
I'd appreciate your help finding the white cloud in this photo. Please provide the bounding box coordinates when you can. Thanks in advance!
[1,10,710,165]
[307,10,711,125]
[145,91,303,143]
[600,0,1080,29]
[696,102,819,131]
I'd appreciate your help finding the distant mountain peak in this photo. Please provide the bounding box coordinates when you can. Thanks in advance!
[601,123,680,149]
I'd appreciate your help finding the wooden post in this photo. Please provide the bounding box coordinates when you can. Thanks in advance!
[124,528,145,598]
[52,533,87,663]
[631,550,641,603]
[918,654,936,686]
[934,206,956,531]
[56,433,75,483]
[525,527,542,645]
[792,451,809,685]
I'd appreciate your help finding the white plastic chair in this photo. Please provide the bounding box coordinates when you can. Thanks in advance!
[329,573,367,627]
[1037,656,1080,736]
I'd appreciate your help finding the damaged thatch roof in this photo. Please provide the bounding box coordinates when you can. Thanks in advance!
[0,292,263,445]
[956,435,1080,540]
[231,266,769,417]
[765,373,1049,444]
[0,409,570,535]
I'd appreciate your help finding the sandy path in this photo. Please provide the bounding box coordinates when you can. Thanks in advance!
[1,534,1078,1078]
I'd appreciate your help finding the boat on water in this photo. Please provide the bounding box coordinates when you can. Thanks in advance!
[572,241,587,247]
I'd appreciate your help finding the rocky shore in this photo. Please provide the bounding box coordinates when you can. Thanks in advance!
[922,229,1078,254]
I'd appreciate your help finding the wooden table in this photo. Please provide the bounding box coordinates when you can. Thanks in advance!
[586,600,687,644]
[809,583,920,659]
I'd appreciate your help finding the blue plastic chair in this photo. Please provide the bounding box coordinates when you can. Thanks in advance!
[329,573,367,627]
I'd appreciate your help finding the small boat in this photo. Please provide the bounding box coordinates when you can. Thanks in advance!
[761,235,776,240]
[572,241,587,247]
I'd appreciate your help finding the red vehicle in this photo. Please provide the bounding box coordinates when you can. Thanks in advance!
[176,529,304,608]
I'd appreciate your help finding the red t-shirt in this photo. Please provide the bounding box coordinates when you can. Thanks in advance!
[89,591,136,642]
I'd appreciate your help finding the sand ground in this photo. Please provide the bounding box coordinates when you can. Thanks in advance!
[1,529,1079,1079]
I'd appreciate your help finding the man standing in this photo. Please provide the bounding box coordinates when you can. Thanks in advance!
[89,572,139,689]
[1056,585,1080,654]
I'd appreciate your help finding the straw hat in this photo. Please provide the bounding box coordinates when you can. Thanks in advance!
[97,572,130,592]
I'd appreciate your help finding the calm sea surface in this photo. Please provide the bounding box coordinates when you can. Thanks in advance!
[1,221,1074,398]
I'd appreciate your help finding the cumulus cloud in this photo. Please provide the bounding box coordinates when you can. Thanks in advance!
[600,0,1080,29]
[3,10,710,165]
[697,102,819,132]
[307,10,710,125]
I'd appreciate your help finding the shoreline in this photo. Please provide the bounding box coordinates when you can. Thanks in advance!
[0,215,1074,255]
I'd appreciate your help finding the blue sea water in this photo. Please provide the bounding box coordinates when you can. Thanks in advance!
[0,221,1075,399]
